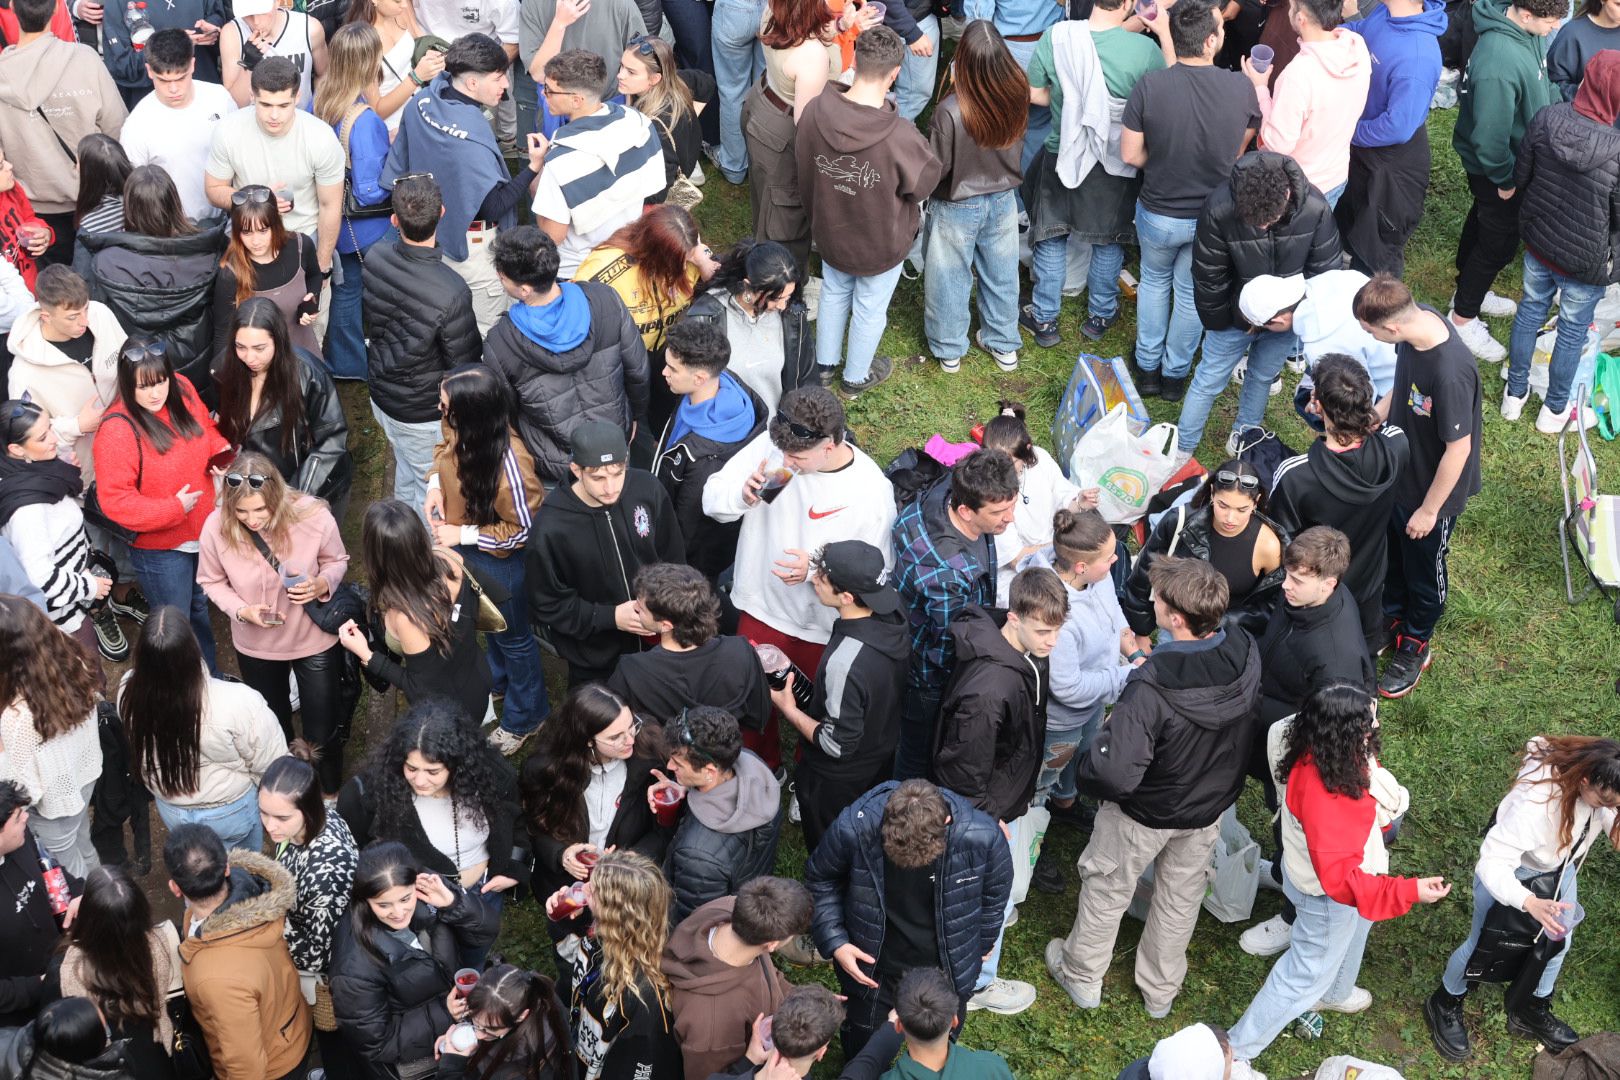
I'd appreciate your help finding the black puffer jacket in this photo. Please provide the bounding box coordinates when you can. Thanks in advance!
[78,219,228,393]
[329,880,500,1071]
[211,345,353,505]
[1121,503,1290,637]
[0,1025,139,1080]
[679,289,816,402]
[1515,101,1620,286]
[1192,152,1344,332]
[652,378,768,583]
[665,750,783,921]
[482,283,652,484]
[805,781,1012,999]
[1254,583,1374,725]
[361,239,483,424]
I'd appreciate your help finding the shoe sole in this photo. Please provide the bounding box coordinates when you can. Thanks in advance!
[1239,939,1291,957]
[966,996,1034,1014]
[1044,943,1101,1010]
[106,601,148,623]
[488,730,535,756]
[1424,998,1472,1062]
[1316,996,1372,1015]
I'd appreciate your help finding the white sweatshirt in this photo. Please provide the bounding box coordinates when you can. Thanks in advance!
[994,447,1082,601]
[1477,740,1617,912]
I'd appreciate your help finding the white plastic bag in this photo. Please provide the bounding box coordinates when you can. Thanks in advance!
[1007,805,1051,907]
[1202,805,1261,923]
[1314,1057,1405,1080]
[1070,406,1179,524]
[1517,320,1601,400]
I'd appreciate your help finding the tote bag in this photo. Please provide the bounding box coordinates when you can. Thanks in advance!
[1069,406,1179,524]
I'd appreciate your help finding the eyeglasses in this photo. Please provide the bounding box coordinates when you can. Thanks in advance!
[224,472,271,490]
[122,339,169,366]
[541,83,578,98]
[231,186,273,207]
[773,412,827,442]
[1212,469,1261,493]
[596,716,644,746]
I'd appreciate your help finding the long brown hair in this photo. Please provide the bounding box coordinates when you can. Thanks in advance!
[121,607,208,799]
[945,20,1028,151]
[222,189,291,304]
[1518,736,1620,851]
[599,204,702,314]
[64,866,162,1033]
[314,22,382,126]
[361,500,455,653]
[761,0,834,49]
[0,596,98,740]
[217,298,308,459]
[624,34,695,128]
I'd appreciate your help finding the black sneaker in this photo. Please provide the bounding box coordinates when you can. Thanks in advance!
[1378,636,1432,699]
[1081,312,1117,341]
[1507,994,1578,1053]
[1018,305,1061,349]
[1161,375,1187,403]
[1136,365,1162,398]
[1048,799,1096,831]
[90,605,130,662]
[107,590,150,624]
[1030,850,1066,895]
[839,356,894,400]
[1424,987,1471,1061]
[1371,617,1400,658]
[813,364,839,388]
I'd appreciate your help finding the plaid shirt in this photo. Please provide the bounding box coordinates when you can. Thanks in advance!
[891,483,995,691]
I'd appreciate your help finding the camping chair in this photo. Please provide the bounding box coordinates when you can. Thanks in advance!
[1557,387,1620,618]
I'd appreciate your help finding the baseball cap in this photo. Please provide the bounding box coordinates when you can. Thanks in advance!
[233,0,276,17]
[570,421,629,468]
[817,541,900,615]
[1238,274,1307,327]
[1148,1023,1227,1080]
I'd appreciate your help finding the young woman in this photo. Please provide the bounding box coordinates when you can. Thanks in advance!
[336,499,493,722]
[259,749,360,1075]
[1548,0,1620,101]
[1426,735,1620,1061]
[314,21,392,381]
[980,401,1095,601]
[548,849,680,1080]
[0,997,143,1080]
[72,134,132,251]
[91,337,233,671]
[436,964,574,1080]
[426,366,546,755]
[923,22,1026,374]
[616,35,716,203]
[336,700,524,963]
[58,865,175,1078]
[330,841,499,1080]
[1121,459,1287,641]
[1227,685,1449,1069]
[679,238,813,412]
[121,607,287,851]
[0,400,112,676]
[213,186,325,361]
[0,596,103,876]
[214,299,353,514]
[219,0,329,109]
[198,451,352,794]
[345,0,443,132]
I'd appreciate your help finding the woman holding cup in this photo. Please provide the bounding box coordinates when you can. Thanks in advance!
[433,963,574,1079]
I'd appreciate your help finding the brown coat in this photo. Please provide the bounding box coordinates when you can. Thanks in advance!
[429,424,545,557]
[661,897,791,1080]
[176,851,312,1080]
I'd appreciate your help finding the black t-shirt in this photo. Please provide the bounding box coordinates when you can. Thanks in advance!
[52,333,95,367]
[1122,63,1260,218]
[1389,306,1483,518]
[876,855,939,977]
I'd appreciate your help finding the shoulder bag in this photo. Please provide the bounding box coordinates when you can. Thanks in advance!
[1463,815,1592,985]
[650,113,703,211]
[82,413,141,546]
[243,525,369,634]
[338,103,394,221]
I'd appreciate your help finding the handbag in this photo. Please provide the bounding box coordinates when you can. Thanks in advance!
[1463,815,1591,985]
[165,991,215,1080]
[339,104,394,220]
[650,114,704,211]
[444,549,508,634]
[244,527,369,635]
[82,413,141,546]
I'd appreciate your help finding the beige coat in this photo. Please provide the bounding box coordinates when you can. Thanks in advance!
[0,35,127,213]
[119,671,287,809]
[60,926,177,1049]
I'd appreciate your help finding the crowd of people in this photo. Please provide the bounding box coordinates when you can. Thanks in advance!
[0,0,1617,1074]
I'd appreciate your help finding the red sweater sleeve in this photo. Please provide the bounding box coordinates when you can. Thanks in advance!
[91,410,189,535]
[1288,760,1420,922]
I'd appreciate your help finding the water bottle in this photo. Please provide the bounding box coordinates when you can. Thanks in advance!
[753,642,815,711]
[127,1,154,48]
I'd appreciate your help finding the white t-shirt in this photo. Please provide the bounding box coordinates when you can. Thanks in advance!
[532,168,643,279]
[121,81,238,223]
[414,792,491,872]
[415,0,520,43]
[206,108,346,239]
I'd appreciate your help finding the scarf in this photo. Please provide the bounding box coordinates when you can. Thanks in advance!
[509,283,591,353]
[0,454,83,530]
[1573,49,1620,127]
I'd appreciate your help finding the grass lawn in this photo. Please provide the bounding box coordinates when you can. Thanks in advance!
[340,108,1620,1078]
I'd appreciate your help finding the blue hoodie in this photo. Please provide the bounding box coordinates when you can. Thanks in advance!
[508,282,592,353]
[669,371,757,446]
[1352,0,1447,148]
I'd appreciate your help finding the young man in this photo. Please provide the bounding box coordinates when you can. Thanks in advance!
[863,968,1018,1080]
[519,0,645,142]
[795,28,942,399]
[1121,0,1259,401]
[119,30,236,223]
[661,705,784,922]
[0,0,127,266]
[1047,556,1260,1019]
[608,562,771,729]
[1175,151,1341,463]
[703,386,896,770]
[1353,273,1482,698]
[164,824,312,1080]
[891,448,1019,782]
[1337,0,1445,276]
[664,875,814,1079]
[531,50,665,279]
[0,781,82,1028]
[483,225,650,483]
[525,421,685,686]
[654,317,768,583]
[362,174,481,519]
[98,0,227,104]
[768,540,908,853]
[805,779,1016,1057]
[382,34,548,336]
[1447,0,1563,362]
[705,984,846,1079]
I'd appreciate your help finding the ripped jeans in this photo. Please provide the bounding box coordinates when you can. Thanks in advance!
[1036,702,1102,805]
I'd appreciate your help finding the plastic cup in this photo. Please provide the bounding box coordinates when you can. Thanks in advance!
[577,847,600,875]
[453,968,480,997]
[549,881,588,921]
[758,467,795,504]
[448,1022,478,1053]
[1249,44,1274,73]
[653,785,686,827]
[758,1015,774,1053]
[1547,901,1585,940]
[1134,0,1157,18]
[864,0,886,19]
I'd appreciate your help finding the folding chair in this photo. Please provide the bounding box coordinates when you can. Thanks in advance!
[1557,387,1620,620]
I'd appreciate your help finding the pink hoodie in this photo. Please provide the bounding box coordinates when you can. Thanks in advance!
[1257,27,1372,193]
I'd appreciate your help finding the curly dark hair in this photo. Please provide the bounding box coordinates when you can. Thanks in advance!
[1312,354,1380,442]
[1276,684,1380,799]
[358,699,513,837]
[1233,155,1294,230]
[769,387,846,453]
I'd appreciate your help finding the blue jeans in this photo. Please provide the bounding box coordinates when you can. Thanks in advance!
[1035,711,1097,805]
[1228,873,1373,1061]
[1322,181,1345,209]
[896,682,941,781]
[1508,249,1606,414]
[129,546,217,674]
[924,190,1020,359]
[1087,242,1125,321]
[459,545,548,736]
[816,261,905,383]
[1133,204,1201,379]
[1442,866,1577,1000]
[155,786,263,853]
[975,829,1019,990]
[1030,234,1068,326]
[662,0,714,75]
[325,250,367,380]
[712,0,765,182]
[1176,325,1298,453]
[370,402,441,525]
[896,15,940,122]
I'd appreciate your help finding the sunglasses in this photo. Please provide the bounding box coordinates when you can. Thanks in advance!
[626,34,660,60]
[224,472,271,490]
[123,339,169,366]
[774,412,828,442]
[393,171,434,184]
[231,186,273,207]
[1212,469,1261,493]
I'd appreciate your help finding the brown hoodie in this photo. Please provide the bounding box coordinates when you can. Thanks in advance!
[794,84,943,277]
[0,35,127,213]
[661,896,790,1080]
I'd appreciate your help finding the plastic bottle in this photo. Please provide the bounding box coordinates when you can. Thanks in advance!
[752,642,815,711]
[37,843,71,919]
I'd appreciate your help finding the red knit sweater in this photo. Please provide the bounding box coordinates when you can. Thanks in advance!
[0,186,44,292]
[1287,757,1420,921]
[91,376,232,550]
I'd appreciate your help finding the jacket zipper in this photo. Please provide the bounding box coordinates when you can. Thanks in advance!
[605,507,633,603]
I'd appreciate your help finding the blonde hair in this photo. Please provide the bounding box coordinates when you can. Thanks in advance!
[314,22,384,127]
[590,851,672,1017]
[625,35,694,129]
[217,451,322,556]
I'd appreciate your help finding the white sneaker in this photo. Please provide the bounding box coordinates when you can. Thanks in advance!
[967,978,1037,1014]
[938,355,962,374]
[787,787,801,824]
[803,276,822,321]
[1256,858,1284,893]
[1231,357,1249,387]
[1480,290,1518,317]
[1449,312,1507,362]
[1171,447,1196,472]
[1240,913,1293,957]
[1231,1061,1268,1080]
[1316,986,1373,1014]
[976,329,1018,372]
[1501,391,1528,421]
[1537,402,1598,433]
[487,727,533,756]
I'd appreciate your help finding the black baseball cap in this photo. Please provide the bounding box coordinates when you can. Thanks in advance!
[570,421,629,467]
[817,541,901,615]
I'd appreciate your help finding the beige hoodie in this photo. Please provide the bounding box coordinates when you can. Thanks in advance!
[6,301,125,483]
[0,35,127,212]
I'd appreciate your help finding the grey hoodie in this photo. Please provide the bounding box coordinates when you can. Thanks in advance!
[688,749,781,833]
[0,36,127,212]
[1021,547,1131,731]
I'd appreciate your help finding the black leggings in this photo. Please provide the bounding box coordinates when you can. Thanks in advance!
[238,644,347,794]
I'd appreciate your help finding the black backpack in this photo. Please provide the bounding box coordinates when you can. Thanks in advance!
[883,448,947,511]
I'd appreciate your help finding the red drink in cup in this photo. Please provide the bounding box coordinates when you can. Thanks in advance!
[550,882,589,921]
[653,785,686,827]
[577,848,600,876]
[1134,0,1157,18]
[454,968,480,997]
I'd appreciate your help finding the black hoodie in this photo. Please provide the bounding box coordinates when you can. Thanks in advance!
[802,609,910,783]
[524,468,686,672]
[1255,583,1375,725]
[0,830,76,1027]
[607,635,772,731]
[932,606,1048,824]
[1079,628,1262,830]
[1268,425,1409,619]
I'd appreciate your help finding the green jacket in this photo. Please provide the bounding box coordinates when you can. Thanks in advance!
[1452,0,1560,186]
[884,1047,1017,1080]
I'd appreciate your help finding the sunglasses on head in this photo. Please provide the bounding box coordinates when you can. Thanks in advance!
[774,412,827,442]
[123,339,169,367]
[393,171,434,185]
[224,472,271,490]
[1212,469,1261,493]
[627,34,659,58]
[231,186,273,207]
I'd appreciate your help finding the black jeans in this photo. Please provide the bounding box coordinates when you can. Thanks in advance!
[1452,171,1522,320]
[796,758,891,856]
[895,682,942,783]
[1382,503,1457,643]
[238,643,348,793]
